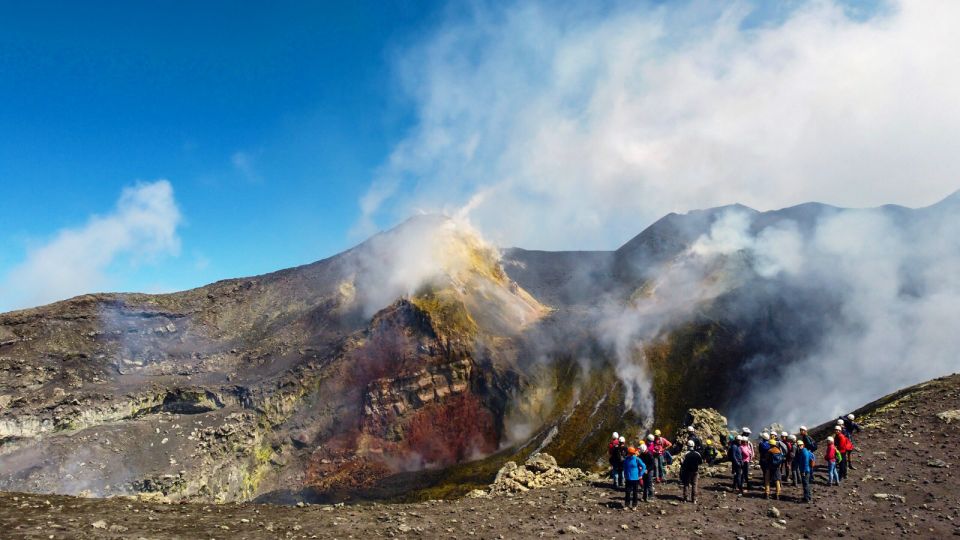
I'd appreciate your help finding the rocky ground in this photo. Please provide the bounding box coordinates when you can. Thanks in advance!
[1,373,958,539]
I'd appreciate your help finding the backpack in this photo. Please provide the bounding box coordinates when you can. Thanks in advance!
[769,444,784,466]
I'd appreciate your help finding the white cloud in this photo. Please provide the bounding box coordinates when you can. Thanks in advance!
[362,0,960,249]
[0,180,182,311]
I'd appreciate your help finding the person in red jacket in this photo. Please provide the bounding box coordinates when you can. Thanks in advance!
[824,435,840,486]
[834,425,854,481]
[649,430,673,483]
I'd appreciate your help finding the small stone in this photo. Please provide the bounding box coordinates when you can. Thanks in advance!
[91,521,107,529]
[621,524,629,530]
[560,525,583,534]
[768,507,781,518]
[928,459,948,468]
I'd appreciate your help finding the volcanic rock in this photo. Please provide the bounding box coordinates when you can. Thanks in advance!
[488,453,585,495]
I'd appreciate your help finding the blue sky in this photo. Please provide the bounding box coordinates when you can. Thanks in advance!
[0,1,446,305]
[3,0,957,311]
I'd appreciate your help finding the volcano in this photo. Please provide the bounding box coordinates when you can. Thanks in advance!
[1,193,959,503]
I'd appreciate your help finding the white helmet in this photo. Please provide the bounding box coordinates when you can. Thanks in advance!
[837,419,845,425]
[613,432,619,439]
[619,436,626,443]
[834,425,842,431]
[799,425,807,431]
[788,435,797,441]
[781,431,788,438]
[761,432,770,440]
[847,414,855,420]
[742,427,751,435]
[687,439,695,448]
[639,443,648,453]
[827,436,834,442]
[687,426,695,433]
[647,434,655,442]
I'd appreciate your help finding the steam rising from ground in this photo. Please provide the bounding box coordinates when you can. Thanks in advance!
[661,202,960,429]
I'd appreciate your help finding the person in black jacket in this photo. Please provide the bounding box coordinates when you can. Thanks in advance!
[843,414,862,470]
[609,436,626,488]
[798,425,818,452]
[639,443,656,501]
[679,440,704,503]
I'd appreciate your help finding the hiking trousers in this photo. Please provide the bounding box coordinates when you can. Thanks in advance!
[612,464,624,487]
[732,464,745,492]
[800,471,812,502]
[839,453,849,480]
[827,461,840,485]
[624,480,640,507]
[743,462,751,488]
[763,467,781,498]
[790,463,801,485]
[654,454,666,480]
[642,472,654,500]
[682,472,699,502]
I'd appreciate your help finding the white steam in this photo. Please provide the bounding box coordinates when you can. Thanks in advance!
[360,0,960,250]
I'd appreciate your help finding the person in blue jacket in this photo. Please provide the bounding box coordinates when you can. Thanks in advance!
[793,439,816,503]
[622,446,646,509]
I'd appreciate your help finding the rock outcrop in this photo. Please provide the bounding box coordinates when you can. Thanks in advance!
[487,453,586,495]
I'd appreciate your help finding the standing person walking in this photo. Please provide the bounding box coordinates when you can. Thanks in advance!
[824,436,840,486]
[844,414,862,470]
[611,436,627,488]
[622,447,645,510]
[650,430,673,483]
[740,434,754,491]
[730,436,746,495]
[680,440,704,503]
[740,427,754,488]
[639,443,656,501]
[835,425,853,481]
[793,440,816,503]
[787,435,801,486]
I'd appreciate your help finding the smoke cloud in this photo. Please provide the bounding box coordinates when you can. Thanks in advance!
[361,0,960,250]
[0,180,182,312]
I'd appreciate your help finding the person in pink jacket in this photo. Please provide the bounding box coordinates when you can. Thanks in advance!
[740,436,754,491]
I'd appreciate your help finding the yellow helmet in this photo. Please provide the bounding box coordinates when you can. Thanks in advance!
[654,429,661,436]
[706,439,713,446]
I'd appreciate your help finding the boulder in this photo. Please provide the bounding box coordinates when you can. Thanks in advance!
[488,453,585,495]
[675,408,732,450]
[936,410,960,424]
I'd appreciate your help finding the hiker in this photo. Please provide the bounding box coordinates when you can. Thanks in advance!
[758,432,771,494]
[686,426,703,452]
[740,434,754,490]
[609,435,626,488]
[793,439,816,503]
[730,436,746,495]
[740,427,754,488]
[679,439,703,503]
[622,446,645,509]
[798,425,817,452]
[650,430,672,483]
[835,424,854,480]
[764,433,784,500]
[779,431,791,482]
[824,435,840,486]
[704,439,719,465]
[844,414,862,470]
[639,443,656,501]
[787,435,801,486]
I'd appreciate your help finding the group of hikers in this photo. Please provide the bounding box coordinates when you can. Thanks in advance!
[607,414,862,509]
